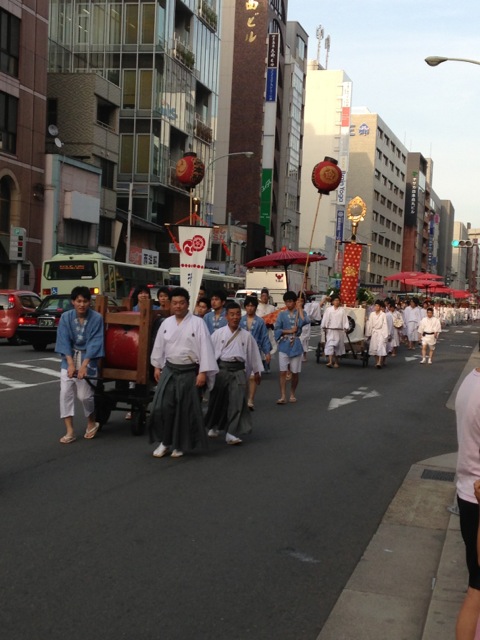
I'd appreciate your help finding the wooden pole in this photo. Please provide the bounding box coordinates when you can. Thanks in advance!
[301,193,323,297]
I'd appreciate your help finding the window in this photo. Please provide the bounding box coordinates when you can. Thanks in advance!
[0,91,18,154]
[122,70,136,108]
[376,148,382,160]
[377,256,382,265]
[0,9,20,77]
[373,211,379,222]
[0,176,11,233]
[380,196,386,206]
[385,239,390,248]
[392,223,397,232]
[120,134,134,173]
[389,161,394,171]
[374,190,380,201]
[136,134,150,173]
[375,169,381,180]
[387,200,392,210]
[380,214,385,224]
[369,273,375,283]
[98,216,113,246]
[378,235,384,245]
[386,219,391,228]
[99,158,115,189]
[371,253,376,263]
[376,275,382,284]
[390,259,394,268]
[125,4,138,44]
[372,232,377,242]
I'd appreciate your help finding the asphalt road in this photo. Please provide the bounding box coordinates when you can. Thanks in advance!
[0,325,477,640]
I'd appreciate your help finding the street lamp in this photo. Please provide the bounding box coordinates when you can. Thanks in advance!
[425,56,480,67]
[203,151,254,224]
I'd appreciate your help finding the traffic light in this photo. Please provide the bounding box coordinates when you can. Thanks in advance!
[452,240,473,248]
[17,233,24,260]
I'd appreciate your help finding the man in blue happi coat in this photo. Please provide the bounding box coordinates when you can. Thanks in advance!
[240,295,272,409]
[55,286,104,444]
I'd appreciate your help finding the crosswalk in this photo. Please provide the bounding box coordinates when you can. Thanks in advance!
[0,357,61,392]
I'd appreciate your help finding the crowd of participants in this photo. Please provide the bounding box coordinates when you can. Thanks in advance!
[54,284,479,456]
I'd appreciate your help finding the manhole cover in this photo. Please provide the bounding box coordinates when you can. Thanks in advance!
[421,469,455,482]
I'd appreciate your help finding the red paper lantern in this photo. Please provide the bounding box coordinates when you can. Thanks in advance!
[311,156,342,194]
[176,152,205,188]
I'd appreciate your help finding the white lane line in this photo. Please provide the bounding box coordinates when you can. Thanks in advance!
[2,363,61,377]
[0,375,37,389]
[0,379,58,393]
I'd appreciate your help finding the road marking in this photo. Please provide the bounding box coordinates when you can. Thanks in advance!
[328,387,380,410]
[405,355,422,362]
[0,379,58,393]
[3,363,60,377]
[0,374,36,389]
[455,330,465,334]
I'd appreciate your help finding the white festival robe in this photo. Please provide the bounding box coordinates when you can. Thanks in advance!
[150,312,218,389]
[321,305,350,356]
[365,311,389,356]
[211,325,264,377]
[403,306,423,341]
[417,315,442,348]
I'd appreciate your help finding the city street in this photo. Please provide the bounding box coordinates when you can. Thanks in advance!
[1,325,477,640]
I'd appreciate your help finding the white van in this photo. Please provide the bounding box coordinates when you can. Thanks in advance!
[234,289,262,305]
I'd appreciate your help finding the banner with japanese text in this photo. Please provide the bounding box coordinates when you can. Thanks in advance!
[178,226,211,312]
[339,242,363,307]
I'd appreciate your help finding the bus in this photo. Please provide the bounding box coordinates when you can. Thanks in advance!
[167,268,244,296]
[40,253,169,302]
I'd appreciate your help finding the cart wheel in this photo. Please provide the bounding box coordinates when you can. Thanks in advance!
[131,406,147,436]
[95,398,112,428]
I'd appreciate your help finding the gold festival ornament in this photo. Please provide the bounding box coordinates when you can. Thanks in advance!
[347,196,367,241]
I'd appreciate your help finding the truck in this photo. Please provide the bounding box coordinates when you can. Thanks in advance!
[245,268,305,306]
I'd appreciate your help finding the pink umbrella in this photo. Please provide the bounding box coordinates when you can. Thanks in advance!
[450,289,470,299]
[245,247,326,289]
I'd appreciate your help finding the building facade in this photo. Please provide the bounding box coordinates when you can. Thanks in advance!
[0,0,48,289]
[348,110,408,290]
[48,0,221,266]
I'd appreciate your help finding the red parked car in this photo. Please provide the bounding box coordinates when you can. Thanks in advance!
[0,290,42,344]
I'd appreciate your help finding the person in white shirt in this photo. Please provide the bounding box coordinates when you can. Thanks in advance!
[417,306,442,364]
[455,368,480,639]
[205,302,264,445]
[256,287,277,369]
[403,298,423,349]
[149,287,218,458]
[320,296,349,368]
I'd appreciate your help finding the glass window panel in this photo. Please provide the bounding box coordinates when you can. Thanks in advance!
[122,70,136,108]
[109,4,122,44]
[92,4,106,44]
[139,70,152,109]
[125,4,138,44]
[120,134,134,173]
[76,4,90,45]
[141,4,155,44]
[136,135,150,174]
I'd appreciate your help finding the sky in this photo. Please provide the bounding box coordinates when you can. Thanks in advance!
[287,0,480,228]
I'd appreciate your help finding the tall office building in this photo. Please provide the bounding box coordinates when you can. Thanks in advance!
[348,110,408,290]
[48,0,221,265]
[299,65,353,291]
[215,0,303,261]
[0,0,48,289]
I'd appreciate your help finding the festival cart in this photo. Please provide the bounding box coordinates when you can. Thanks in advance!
[93,295,163,435]
[315,307,369,367]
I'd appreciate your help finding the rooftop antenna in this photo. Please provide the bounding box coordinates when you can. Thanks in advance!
[325,35,331,69]
[316,25,324,69]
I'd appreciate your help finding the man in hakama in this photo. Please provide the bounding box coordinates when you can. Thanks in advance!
[320,296,349,368]
[417,306,442,364]
[205,303,264,445]
[149,287,218,458]
[365,300,389,368]
[55,286,104,444]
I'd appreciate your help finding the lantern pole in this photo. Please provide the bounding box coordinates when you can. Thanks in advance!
[301,193,323,294]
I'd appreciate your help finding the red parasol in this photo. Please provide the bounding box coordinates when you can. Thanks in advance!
[450,289,470,299]
[384,271,444,282]
[245,247,325,290]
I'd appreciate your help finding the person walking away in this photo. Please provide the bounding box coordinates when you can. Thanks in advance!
[454,368,480,639]
[417,306,442,364]
[365,300,389,368]
[204,289,228,334]
[240,295,272,410]
[274,291,310,404]
[205,302,263,444]
[149,287,218,458]
[55,286,104,444]
[320,295,349,368]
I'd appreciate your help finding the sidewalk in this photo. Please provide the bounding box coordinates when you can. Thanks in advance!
[317,345,480,640]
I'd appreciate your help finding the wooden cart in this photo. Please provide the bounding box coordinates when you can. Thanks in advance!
[93,296,164,435]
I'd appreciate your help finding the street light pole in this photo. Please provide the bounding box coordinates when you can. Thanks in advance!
[425,56,480,67]
[203,151,253,224]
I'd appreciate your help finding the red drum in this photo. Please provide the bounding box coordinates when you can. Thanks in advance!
[104,322,139,370]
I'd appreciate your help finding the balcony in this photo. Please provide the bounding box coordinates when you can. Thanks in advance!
[194,115,213,144]
[198,1,218,31]
[172,35,195,70]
